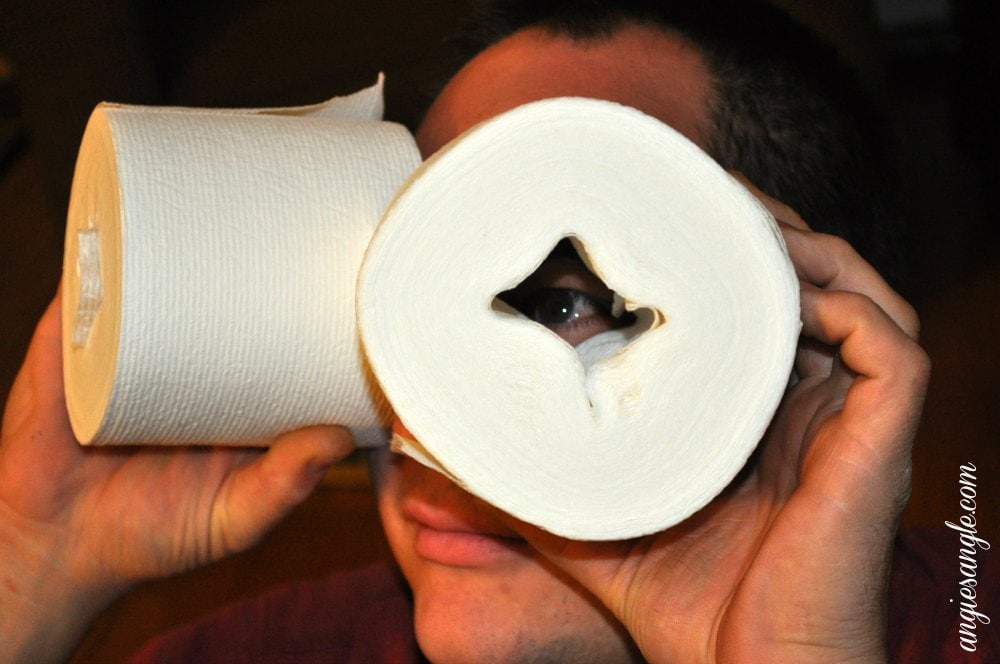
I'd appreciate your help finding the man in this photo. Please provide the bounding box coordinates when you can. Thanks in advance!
[0,1,940,661]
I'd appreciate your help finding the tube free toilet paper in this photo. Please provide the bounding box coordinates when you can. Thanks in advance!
[62,89,799,539]
[358,98,800,539]
[62,78,421,448]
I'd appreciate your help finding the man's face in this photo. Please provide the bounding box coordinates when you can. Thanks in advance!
[369,23,712,663]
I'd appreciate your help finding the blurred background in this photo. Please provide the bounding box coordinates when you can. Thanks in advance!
[1,1,996,660]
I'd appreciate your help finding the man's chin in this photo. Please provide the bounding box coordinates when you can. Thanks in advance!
[411,580,641,664]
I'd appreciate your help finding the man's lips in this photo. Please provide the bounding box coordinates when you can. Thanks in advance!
[403,495,520,537]
[402,497,529,567]
[391,421,531,566]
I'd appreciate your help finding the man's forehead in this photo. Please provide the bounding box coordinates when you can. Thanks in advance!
[415,23,712,157]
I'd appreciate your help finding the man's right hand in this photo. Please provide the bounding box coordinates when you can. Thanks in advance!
[0,295,355,663]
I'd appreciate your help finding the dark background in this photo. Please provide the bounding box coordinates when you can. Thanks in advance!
[1,1,996,660]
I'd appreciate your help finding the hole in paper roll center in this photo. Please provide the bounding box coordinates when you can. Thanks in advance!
[494,237,660,374]
[72,227,103,348]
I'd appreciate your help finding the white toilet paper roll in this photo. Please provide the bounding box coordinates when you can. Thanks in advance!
[62,80,421,447]
[358,98,800,540]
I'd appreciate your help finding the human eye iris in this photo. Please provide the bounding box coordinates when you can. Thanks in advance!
[522,288,611,337]
[495,252,636,346]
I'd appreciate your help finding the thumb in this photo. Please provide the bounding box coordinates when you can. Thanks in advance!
[209,425,355,554]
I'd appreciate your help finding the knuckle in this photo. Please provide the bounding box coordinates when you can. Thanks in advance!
[889,334,931,392]
[908,343,932,381]
[832,288,878,318]
[899,302,921,339]
[814,231,854,259]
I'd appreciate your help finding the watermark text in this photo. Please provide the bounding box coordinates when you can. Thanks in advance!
[945,462,991,653]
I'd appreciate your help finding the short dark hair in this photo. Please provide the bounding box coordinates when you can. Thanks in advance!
[443,0,903,286]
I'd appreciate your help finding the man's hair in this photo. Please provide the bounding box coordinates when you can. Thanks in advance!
[443,0,903,286]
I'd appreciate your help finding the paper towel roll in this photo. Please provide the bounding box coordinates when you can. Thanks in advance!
[358,98,801,540]
[62,79,421,447]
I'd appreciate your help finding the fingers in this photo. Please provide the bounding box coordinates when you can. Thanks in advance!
[784,226,921,386]
[800,285,929,408]
[734,171,920,340]
[735,173,928,482]
[783,226,920,339]
[2,295,65,438]
[797,283,929,494]
[209,426,356,554]
[0,295,92,522]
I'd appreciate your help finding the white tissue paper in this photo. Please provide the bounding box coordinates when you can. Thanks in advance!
[63,85,800,540]
[357,98,800,539]
[62,77,422,447]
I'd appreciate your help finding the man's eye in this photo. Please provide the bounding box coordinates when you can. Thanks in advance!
[495,249,637,346]
[522,288,607,327]
[506,287,630,346]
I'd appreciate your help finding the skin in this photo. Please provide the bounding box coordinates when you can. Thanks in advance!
[0,20,929,664]
[374,23,929,663]
[374,23,711,663]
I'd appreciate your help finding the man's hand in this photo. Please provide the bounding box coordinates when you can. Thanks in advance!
[0,295,355,663]
[509,186,930,662]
